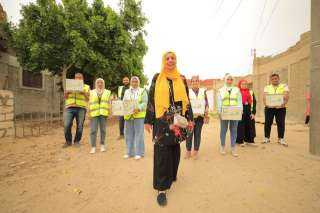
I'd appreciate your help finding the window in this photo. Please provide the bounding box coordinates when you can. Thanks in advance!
[22,70,43,89]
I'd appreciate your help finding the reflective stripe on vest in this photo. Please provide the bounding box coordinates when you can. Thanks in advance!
[65,84,90,108]
[118,86,123,98]
[220,87,239,106]
[124,88,147,120]
[89,89,111,117]
[189,88,206,115]
[265,84,286,95]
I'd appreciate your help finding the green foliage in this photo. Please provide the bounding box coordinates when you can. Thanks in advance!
[3,0,148,89]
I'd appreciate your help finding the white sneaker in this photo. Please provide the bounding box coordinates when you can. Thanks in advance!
[123,154,130,159]
[90,147,96,154]
[240,143,246,147]
[100,145,106,152]
[279,139,288,147]
[220,146,226,155]
[231,150,239,157]
[263,138,270,144]
[134,155,142,160]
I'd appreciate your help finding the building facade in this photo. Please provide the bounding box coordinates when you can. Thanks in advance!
[252,32,310,122]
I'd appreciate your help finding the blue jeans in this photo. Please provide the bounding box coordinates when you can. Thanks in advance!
[64,107,86,144]
[220,120,239,148]
[90,116,107,147]
[125,118,145,156]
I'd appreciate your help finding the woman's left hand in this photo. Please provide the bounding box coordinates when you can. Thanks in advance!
[250,114,255,120]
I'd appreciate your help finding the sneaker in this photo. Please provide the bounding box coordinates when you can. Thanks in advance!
[220,146,226,155]
[184,151,191,159]
[73,141,81,147]
[279,139,288,147]
[240,143,246,147]
[157,192,167,207]
[90,147,96,154]
[231,150,239,157]
[100,145,106,152]
[134,155,142,160]
[62,143,72,148]
[123,154,130,159]
[263,138,270,144]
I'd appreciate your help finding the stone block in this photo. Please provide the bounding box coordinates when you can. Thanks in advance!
[0,121,14,129]
[0,106,13,114]
[5,113,14,121]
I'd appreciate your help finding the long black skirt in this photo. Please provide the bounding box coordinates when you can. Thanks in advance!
[152,120,181,191]
[236,105,256,143]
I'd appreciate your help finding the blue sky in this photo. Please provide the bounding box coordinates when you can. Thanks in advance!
[1,0,311,81]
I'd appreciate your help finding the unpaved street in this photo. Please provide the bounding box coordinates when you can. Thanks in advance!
[0,118,319,213]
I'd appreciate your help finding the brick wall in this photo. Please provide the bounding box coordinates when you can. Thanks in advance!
[0,90,14,138]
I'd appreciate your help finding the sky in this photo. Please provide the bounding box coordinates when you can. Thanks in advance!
[1,0,311,81]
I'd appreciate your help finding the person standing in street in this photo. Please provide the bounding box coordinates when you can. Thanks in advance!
[88,78,111,154]
[263,73,289,146]
[236,79,257,147]
[63,73,90,148]
[185,75,209,159]
[117,76,130,140]
[123,76,148,160]
[144,51,193,206]
[217,74,242,157]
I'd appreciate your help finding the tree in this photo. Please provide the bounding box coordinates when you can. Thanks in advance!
[3,0,148,90]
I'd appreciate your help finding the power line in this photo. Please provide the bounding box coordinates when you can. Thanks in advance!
[217,0,244,38]
[212,0,224,20]
[259,0,281,40]
[252,0,268,46]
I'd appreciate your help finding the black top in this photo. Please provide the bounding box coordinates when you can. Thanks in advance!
[145,73,193,125]
[120,84,130,100]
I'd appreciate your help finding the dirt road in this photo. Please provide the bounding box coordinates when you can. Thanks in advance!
[0,118,319,213]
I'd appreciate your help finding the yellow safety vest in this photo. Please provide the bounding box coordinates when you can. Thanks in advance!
[124,88,147,120]
[189,88,206,116]
[65,84,90,108]
[89,89,111,117]
[220,87,240,106]
[265,84,286,95]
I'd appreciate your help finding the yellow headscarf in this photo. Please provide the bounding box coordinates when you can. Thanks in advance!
[154,51,189,118]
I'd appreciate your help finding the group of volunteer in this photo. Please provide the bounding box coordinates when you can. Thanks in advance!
[62,52,290,207]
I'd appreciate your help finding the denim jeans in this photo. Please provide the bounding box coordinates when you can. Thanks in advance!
[124,118,145,156]
[186,116,204,151]
[220,120,238,148]
[64,107,86,144]
[119,116,125,136]
[90,116,107,147]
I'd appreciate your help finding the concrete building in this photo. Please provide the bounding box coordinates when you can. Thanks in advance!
[252,32,310,122]
[0,4,62,116]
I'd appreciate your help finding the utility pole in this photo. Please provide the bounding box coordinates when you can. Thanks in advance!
[310,0,320,155]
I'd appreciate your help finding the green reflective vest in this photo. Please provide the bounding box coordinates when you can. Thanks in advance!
[89,89,111,117]
[65,84,90,108]
[264,84,287,95]
[124,88,147,120]
[220,87,240,106]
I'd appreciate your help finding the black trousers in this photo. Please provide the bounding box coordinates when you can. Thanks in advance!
[118,116,125,136]
[264,108,286,139]
[153,143,180,191]
[186,116,204,151]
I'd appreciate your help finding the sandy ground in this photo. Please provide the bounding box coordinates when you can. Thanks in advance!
[0,118,320,213]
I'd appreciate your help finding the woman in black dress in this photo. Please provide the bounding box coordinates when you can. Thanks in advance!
[236,79,257,146]
[144,51,193,206]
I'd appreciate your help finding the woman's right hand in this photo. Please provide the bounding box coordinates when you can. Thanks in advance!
[144,124,152,133]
